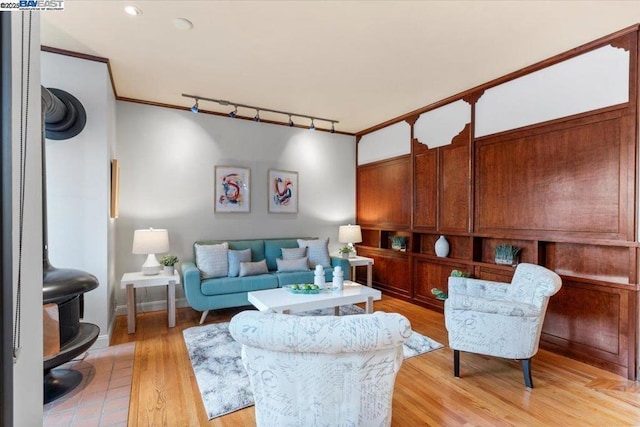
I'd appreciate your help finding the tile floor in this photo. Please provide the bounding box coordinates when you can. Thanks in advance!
[43,342,135,427]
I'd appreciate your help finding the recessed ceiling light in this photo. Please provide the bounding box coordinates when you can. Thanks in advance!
[124,5,142,16]
[173,17,193,30]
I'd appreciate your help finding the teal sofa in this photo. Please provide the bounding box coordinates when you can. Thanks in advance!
[182,237,350,323]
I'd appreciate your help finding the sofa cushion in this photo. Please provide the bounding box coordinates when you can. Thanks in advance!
[228,249,252,277]
[276,257,309,272]
[195,242,229,278]
[281,247,307,260]
[240,259,269,277]
[201,274,278,296]
[297,238,331,268]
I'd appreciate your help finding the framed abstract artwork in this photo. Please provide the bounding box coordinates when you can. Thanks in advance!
[268,169,298,213]
[214,166,250,212]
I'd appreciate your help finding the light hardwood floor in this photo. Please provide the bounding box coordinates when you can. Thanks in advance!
[111,295,640,426]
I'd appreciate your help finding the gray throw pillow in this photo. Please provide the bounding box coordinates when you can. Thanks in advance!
[195,242,229,279]
[276,257,309,272]
[281,247,307,260]
[228,249,252,277]
[297,238,331,268]
[239,259,269,277]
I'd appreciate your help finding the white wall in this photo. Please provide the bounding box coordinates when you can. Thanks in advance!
[12,12,44,426]
[41,52,116,348]
[115,102,356,310]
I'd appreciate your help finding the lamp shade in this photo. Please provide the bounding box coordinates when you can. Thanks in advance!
[132,228,169,255]
[338,224,362,244]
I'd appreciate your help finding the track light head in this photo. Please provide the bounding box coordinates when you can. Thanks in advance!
[229,106,237,118]
[191,100,199,113]
[288,115,294,127]
[309,118,315,131]
[254,110,260,122]
[330,122,335,133]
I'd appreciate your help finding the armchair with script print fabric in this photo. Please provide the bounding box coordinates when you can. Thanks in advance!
[445,263,562,388]
[229,310,411,426]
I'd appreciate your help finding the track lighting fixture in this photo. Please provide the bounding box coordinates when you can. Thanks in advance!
[182,93,339,132]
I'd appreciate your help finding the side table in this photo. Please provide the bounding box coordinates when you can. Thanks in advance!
[344,255,374,287]
[120,271,180,334]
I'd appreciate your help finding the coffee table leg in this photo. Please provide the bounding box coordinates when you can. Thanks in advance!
[366,296,374,314]
[334,306,340,316]
[167,280,176,328]
[126,284,136,334]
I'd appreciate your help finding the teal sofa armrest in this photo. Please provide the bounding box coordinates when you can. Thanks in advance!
[182,262,207,311]
[331,257,351,280]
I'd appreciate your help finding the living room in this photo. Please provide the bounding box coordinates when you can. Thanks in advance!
[6,2,640,426]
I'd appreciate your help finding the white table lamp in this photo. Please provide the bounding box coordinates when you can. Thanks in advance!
[338,224,362,257]
[132,228,170,275]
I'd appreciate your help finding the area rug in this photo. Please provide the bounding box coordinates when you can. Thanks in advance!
[183,305,443,420]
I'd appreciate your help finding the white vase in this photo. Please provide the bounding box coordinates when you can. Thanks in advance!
[435,235,449,258]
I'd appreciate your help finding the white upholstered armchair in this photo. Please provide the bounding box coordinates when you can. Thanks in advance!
[444,263,562,388]
[229,310,411,427]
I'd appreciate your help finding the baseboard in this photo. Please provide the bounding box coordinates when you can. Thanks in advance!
[115,297,189,317]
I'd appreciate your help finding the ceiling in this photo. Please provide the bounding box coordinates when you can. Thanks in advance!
[41,1,640,134]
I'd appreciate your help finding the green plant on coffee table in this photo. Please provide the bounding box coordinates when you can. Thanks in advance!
[494,244,521,266]
[160,254,179,266]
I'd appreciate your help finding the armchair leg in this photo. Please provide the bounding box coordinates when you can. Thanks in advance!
[199,310,209,325]
[454,350,460,378]
[522,358,533,388]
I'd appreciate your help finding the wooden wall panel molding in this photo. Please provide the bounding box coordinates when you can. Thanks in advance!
[413,150,437,230]
[542,279,634,378]
[475,109,633,240]
[356,247,412,299]
[439,123,471,233]
[412,257,467,311]
[356,156,411,228]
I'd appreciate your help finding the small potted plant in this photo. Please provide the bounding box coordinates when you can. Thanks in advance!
[338,246,354,259]
[494,244,521,266]
[160,254,179,275]
[389,235,408,251]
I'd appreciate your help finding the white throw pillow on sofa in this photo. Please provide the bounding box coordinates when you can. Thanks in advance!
[195,242,229,279]
[239,259,269,277]
[228,249,252,277]
[297,238,331,268]
[276,257,309,272]
[281,247,307,260]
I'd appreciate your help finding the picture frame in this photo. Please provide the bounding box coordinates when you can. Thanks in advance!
[268,169,298,213]
[214,166,251,213]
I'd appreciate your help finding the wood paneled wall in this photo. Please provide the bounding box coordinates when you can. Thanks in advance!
[355,28,640,379]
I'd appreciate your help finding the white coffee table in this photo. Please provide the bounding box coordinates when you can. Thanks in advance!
[248,281,381,315]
